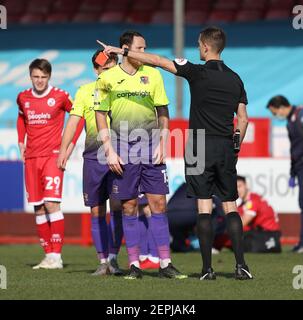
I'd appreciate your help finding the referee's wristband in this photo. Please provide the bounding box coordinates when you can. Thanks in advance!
[122,48,129,57]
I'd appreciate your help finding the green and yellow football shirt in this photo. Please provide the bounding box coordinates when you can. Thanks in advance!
[71,81,110,159]
[94,64,169,142]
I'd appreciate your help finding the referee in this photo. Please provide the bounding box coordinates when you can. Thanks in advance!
[99,26,253,280]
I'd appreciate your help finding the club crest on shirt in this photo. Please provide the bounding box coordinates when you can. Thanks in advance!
[25,102,30,108]
[245,200,253,210]
[140,76,149,84]
[47,98,56,107]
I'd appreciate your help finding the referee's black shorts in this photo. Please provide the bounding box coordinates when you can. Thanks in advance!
[185,135,238,202]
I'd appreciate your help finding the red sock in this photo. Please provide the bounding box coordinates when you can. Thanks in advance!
[49,211,65,253]
[35,215,52,254]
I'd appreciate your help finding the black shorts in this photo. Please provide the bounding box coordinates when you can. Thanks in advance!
[185,135,238,202]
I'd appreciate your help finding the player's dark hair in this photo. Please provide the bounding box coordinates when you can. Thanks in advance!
[237,175,246,183]
[92,49,118,69]
[266,95,290,109]
[199,27,226,54]
[29,59,52,75]
[119,30,144,48]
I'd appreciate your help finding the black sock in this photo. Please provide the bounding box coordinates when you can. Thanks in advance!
[226,211,245,266]
[197,214,214,272]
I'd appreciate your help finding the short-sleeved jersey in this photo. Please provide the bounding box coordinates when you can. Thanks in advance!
[70,81,110,160]
[17,86,73,159]
[238,192,280,232]
[173,59,248,137]
[94,64,169,143]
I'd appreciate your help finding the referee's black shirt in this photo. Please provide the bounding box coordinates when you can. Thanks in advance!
[173,59,248,137]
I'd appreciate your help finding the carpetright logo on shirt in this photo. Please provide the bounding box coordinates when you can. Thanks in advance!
[27,111,51,125]
[117,91,151,99]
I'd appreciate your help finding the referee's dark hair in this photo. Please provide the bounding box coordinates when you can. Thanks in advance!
[236,175,246,183]
[119,30,144,48]
[199,27,226,54]
[92,49,118,69]
[266,95,290,109]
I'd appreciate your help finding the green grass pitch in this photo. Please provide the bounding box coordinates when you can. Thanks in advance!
[0,245,302,300]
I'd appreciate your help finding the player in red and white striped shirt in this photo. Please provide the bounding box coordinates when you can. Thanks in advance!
[17,59,84,269]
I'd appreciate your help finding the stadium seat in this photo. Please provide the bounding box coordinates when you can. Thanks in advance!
[151,11,173,24]
[99,11,126,23]
[7,14,24,24]
[241,0,267,10]
[79,0,106,13]
[26,0,52,14]
[265,9,292,20]
[72,12,100,23]
[52,0,80,13]
[186,0,213,11]
[158,0,174,11]
[104,0,130,11]
[185,11,209,25]
[214,0,242,10]
[131,0,160,11]
[2,0,27,14]
[235,9,264,22]
[268,0,295,10]
[207,10,235,23]
[127,11,152,24]
[46,13,71,23]
[20,13,45,24]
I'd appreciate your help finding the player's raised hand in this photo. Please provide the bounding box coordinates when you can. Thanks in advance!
[96,40,123,56]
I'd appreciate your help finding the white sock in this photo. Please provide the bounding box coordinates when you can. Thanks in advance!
[139,255,148,262]
[108,254,117,261]
[148,255,159,263]
[130,261,140,268]
[100,258,107,264]
[160,258,171,269]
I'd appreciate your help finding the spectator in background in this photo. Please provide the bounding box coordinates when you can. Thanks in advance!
[267,95,303,253]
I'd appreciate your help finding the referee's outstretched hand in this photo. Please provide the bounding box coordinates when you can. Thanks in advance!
[97,40,122,56]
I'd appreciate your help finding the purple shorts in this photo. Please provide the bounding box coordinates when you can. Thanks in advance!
[83,158,110,207]
[109,163,169,200]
